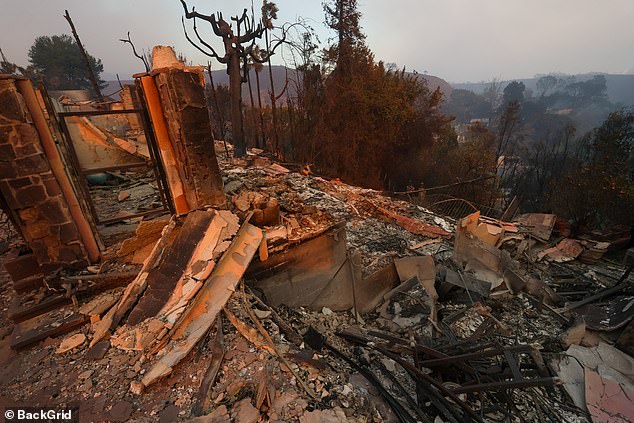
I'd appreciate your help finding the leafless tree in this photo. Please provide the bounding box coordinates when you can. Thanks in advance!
[119,32,150,72]
[63,10,103,100]
[180,0,287,157]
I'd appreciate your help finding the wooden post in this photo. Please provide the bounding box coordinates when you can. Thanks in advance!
[63,10,103,100]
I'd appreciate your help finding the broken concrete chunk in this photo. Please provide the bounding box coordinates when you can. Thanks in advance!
[231,398,259,423]
[552,343,634,423]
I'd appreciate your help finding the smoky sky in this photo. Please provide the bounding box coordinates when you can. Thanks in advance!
[1,0,633,83]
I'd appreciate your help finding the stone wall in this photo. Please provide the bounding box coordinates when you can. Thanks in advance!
[0,77,88,268]
[152,65,225,209]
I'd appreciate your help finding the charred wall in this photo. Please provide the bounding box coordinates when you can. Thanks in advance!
[0,76,89,273]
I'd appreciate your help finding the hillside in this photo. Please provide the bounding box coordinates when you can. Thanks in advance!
[104,66,451,104]
[207,65,452,104]
[452,73,634,106]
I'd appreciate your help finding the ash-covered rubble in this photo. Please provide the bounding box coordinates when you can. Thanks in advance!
[1,122,633,423]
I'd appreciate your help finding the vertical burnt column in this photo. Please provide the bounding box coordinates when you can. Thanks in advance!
[149,47,225,210]
[0,76,91,283]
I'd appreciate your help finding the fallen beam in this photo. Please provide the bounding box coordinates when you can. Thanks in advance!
[11,314,89,350]
[9,271,138,323]
[192,316,225,416]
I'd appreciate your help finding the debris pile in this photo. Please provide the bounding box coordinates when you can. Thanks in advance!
[2,146,633,422]
[1,67,632,423]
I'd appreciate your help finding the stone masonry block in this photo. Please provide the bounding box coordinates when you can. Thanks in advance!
[39,198,69,224]
[43,178,62,197]
[0,143,15,159]
[0,82,25,122]
[3,254,42,282]
[23,218,50,240]
[15,143,41,157]
[17,207,39,223]
[15,184,47,207]
[57,244,86,264]
[15,124,39,148]
[15,154,50,176]
[0,125,18,146]
[0,162,17,179]
[59,222,80,244]
[9,177,31,190]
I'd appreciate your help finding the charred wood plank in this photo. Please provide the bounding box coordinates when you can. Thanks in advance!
[192,316,224,416]
[9,271,138,323]
[11,313,89,350]
[126,210,214,326]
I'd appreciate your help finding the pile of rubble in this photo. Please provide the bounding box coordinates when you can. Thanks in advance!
[1,145,633,422]
[1,54,632,422]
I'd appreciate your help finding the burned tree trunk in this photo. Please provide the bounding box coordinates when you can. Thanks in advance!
[255,64,267,147]
[63,10,103,100]
[180,0,286,157]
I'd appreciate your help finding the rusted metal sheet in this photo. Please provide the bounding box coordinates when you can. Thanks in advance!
[372,204,451,239]
[538,238,584,263]
[141,222,262,387]
[248,223,356,311]
[454,211,505,288]
[515,213,556,242]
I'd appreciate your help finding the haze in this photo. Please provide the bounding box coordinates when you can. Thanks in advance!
[1,0,633,82]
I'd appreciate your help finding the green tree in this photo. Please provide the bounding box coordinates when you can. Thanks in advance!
[28,34,105,91]
[323,0,365,75]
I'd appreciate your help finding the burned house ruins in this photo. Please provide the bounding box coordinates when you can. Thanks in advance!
[0,41,633,423]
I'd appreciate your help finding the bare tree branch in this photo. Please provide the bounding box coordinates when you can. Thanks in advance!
[181,17,227,63]
[119,31,149,72]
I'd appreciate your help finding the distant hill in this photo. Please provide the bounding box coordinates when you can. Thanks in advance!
[104,66,451,104]
[452,73,634,106]
[207,65,452,104]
